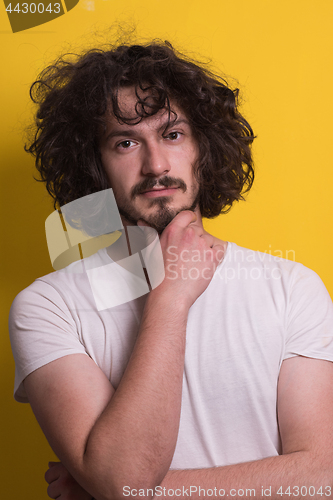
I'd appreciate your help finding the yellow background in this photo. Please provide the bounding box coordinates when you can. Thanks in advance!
[1,1,332,498]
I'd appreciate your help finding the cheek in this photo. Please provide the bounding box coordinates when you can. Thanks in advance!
[109,172,135,200]
[176,143,198,167]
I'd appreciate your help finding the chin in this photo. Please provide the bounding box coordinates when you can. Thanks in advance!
[120,199,199,235]
[118,191,199,233]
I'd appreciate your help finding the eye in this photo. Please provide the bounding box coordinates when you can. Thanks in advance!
[165,131,182,141]
[117,140,136,149]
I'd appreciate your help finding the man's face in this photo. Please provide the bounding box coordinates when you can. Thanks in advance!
[99,86,200,234]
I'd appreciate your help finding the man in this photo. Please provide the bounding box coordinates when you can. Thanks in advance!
[9,42,333,500]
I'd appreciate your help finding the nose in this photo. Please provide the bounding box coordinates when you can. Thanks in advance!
[141,141,171,177]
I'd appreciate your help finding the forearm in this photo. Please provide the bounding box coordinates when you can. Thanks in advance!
[154,452,332,500]
[44,450,332,500]
[81,289,189,498]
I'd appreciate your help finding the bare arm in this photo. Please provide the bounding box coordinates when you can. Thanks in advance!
[24,211,224,500]
[153,356,333,499]
[44,357,333,500]
[26,292,186,500]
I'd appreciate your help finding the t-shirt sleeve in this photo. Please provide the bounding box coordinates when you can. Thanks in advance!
[284,264,333,361]
[9,279,88,403]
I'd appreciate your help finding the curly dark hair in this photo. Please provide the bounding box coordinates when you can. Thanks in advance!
[26,41,255,218]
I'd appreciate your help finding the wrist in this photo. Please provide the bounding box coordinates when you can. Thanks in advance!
[148,284,191,314]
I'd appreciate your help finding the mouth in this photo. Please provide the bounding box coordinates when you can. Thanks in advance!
[140,187,179,198]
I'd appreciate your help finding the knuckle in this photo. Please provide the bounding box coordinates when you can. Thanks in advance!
[198,235,207,247]
[185,226,195,238]
[166,222,177,237]
[182,229,195,246]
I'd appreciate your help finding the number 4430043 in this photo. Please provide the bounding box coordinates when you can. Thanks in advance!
[277,486,331,496]
[6,3,61,13]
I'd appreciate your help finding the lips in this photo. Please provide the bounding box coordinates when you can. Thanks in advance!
[140,187,179,197]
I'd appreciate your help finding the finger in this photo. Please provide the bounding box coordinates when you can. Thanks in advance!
[170,210,197,229]
[214,244,226,263]
[47,479,61,499]
[45,463,62,484]
[200,233,215,248]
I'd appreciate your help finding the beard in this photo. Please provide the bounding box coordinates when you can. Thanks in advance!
[116,176,200,234]
[118,194,199,234]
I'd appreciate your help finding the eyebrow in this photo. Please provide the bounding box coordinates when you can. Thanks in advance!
[105,118,191,141]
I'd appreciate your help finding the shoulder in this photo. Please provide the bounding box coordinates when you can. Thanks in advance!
[10,248,111,319]
[9,273,66,323]
[223,241,318,278]
[211,241,332,305]
[9,263,95,403]
[10,270,80,320]
[227,242,333,318]
[8,270,80,348]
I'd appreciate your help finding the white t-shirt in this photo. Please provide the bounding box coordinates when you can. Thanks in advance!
[9,242,333,468]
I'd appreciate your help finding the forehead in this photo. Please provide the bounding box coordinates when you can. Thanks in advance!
[106,85,187,129]
[116,86,149,117]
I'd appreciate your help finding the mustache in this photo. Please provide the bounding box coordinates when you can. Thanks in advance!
[131,176,187,199]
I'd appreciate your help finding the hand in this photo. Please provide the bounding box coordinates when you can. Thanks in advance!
[140,210,225,308]
[45,461,93,500]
